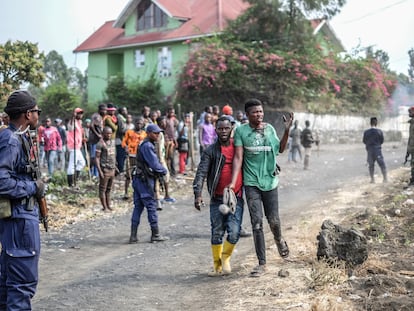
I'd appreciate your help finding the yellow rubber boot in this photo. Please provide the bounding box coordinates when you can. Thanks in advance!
[221,240,236,275]
[208,244,223,277]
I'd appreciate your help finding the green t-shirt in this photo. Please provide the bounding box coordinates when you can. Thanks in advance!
[234,123,280,191]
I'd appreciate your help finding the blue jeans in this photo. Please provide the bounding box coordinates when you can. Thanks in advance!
[210,196,244,245]
[245,186,282,265]
[46,150,57,176]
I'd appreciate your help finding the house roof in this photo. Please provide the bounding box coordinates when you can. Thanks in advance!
[74,0,249,53]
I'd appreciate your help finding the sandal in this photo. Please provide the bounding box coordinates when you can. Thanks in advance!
[250,264,266,277]
[276,239,289,258]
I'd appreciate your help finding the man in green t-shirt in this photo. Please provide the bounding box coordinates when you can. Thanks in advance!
[229,98,293,277]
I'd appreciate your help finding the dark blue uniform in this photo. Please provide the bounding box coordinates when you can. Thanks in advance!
[363,127,387,182]
[131,139,167,229]
[0,124,39,311]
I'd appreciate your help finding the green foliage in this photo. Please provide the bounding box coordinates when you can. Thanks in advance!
[0,40,45,103]
[105,72,163,115]
[175,1,398,115]
[39,83,81,120]
[43,50,71,85]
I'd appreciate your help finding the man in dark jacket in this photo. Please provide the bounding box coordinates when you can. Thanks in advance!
[193,116,244,276]
[363,117,387,183]
[300,120,314,170]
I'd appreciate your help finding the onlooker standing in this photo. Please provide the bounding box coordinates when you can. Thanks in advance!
[289,120,302,163]
[42,117,62,176]
[141,106,152,128]
[129,124,168,244]
[193,116,244,276]
[300,120,314,170]
[55,118,67,171]
[89,104,107,177]
[198,113,216,155]
[0,90,46,309]
[407,107,414,185]
[363,117,387,183]
[37,119,46,167]
[165,107,178,176]
[115,106,128,174]
[67,108,86,186]
[104,103,118,140]
[177,114,191,175]
[156,116,176,206]
[222,104,233,118]
[229,98,292,277]
[122,117,147,199]
[96,127,117,211]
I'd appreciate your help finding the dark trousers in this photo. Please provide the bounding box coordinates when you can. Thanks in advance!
[0,218,40,311]
[245,186,282,265]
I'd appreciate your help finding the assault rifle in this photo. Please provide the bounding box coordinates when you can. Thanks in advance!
[28,129,49,232]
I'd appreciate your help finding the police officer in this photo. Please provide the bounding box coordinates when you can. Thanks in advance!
[129,124,169,244]
[0,90,47,310]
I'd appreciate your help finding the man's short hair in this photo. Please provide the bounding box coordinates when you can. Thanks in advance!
[244,98,262,112]
[370,117,377,125]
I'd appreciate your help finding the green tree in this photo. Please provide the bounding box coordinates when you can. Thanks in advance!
[39,83,80,120]
[0,40,45,102]
[105,72,163,115]
[43,50,71,85]
[176,0,396,115]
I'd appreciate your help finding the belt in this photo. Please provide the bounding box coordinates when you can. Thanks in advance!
[11,198,29,206]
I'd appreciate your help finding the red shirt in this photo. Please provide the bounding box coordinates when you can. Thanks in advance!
[215,140,243,196]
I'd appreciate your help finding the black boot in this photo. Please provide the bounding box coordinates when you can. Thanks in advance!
[67,175,73,187]
[129,225,138,244]
[151,227,169,243]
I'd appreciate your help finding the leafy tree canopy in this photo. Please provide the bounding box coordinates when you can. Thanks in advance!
[0,40,45,103]
[176,0,398,115]
[105,72,164,116]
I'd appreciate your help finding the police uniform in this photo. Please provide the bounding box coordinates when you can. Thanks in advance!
[0,126,40,310]
[129,124,168,243]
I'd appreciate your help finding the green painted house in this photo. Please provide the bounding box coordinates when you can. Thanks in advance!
[74,0,344,105]
[74,0,250,104]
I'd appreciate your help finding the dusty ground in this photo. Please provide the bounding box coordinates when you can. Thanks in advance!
[32,142,414,310]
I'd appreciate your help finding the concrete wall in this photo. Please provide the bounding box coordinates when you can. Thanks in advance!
[265,109,410,145]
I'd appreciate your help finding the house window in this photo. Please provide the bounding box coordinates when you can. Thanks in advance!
[158,47,172,77]
[135,49,145,67]
[137,0,167,31]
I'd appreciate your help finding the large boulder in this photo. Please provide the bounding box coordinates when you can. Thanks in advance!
[316,219,368,266]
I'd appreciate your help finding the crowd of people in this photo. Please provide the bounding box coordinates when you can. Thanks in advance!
[3,88,414,308]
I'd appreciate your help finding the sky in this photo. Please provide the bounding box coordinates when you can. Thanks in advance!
[0,0,413,75]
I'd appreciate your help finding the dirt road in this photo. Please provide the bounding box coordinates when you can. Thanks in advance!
[32,141,406,310]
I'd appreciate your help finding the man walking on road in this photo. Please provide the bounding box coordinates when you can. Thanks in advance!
[228,98,293,277]
[193,116,244,276]
[363,117,387,183]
